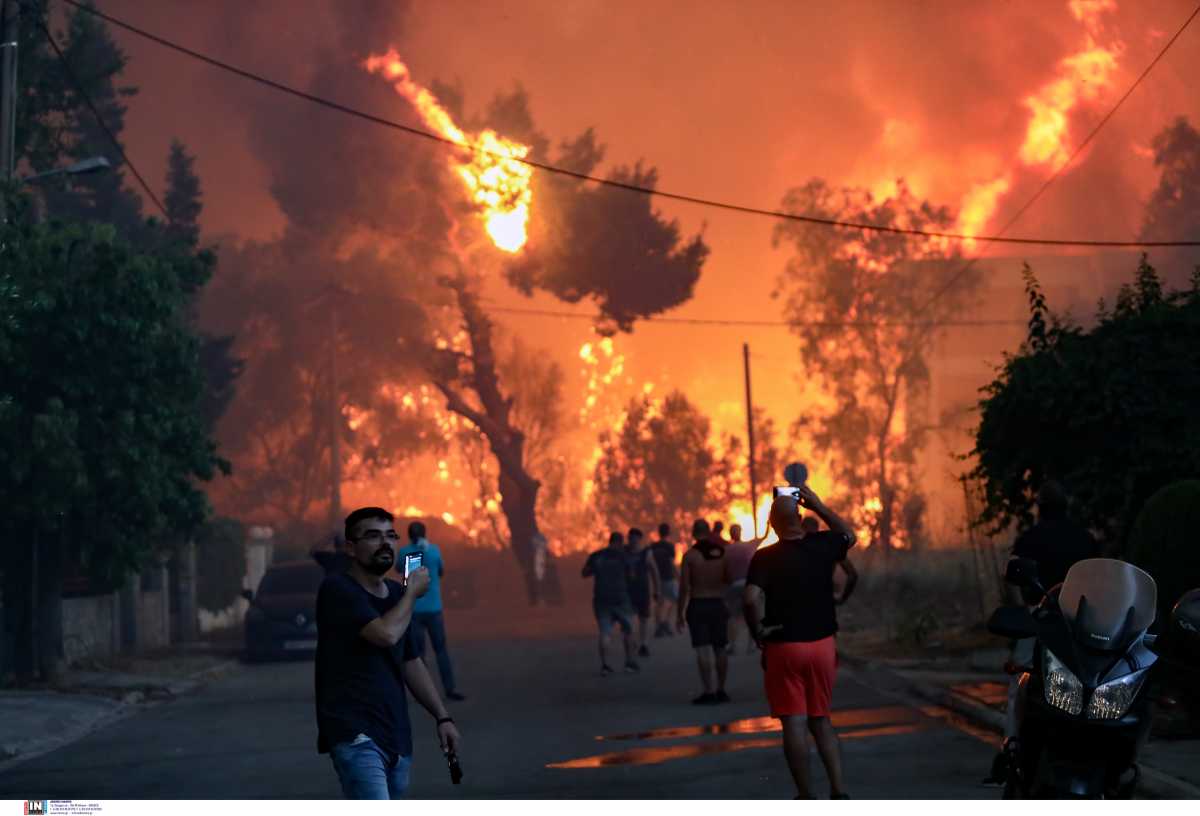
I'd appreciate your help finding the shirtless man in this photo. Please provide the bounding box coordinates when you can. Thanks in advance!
[677,519,732,704]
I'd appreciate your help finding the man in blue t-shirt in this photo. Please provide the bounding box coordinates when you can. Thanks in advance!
[315,507,462,799]
[398,521,465,701]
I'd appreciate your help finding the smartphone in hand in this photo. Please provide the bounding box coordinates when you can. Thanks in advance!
[403,552,423,581]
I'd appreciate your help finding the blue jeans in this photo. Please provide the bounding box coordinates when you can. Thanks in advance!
[329,734,412,799]
[410,611,458,694]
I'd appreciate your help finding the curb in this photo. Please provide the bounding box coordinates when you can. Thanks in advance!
[164,657,242,697]
[0,693,134,773]
[0,657,242,773]
[842,653,1200,800]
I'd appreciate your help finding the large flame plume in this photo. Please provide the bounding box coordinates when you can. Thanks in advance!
[954,0,1123,245]
[364,50,534,253]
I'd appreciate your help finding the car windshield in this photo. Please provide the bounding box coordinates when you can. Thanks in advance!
[258,565,324,597]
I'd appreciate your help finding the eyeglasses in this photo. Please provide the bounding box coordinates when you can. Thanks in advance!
[353,530,400,543]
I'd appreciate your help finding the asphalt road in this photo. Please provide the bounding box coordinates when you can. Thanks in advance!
[0,629,1001,799]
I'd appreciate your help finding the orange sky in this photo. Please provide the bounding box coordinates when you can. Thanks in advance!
[98,0,1200,528]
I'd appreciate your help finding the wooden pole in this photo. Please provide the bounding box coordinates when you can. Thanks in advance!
[743,343,758,537]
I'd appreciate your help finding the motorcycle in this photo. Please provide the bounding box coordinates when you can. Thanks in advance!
[987,557,1199,799]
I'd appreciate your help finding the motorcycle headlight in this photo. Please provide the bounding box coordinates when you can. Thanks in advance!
[1087,670,1147,720]
[1043,647,1083,715]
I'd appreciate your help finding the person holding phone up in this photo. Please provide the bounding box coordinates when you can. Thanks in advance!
[315,506,462,799]
[398,521,466,701]
[743,486,857,799]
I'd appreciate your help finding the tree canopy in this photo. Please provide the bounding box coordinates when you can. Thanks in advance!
[970,257,1200,547]
[593,390,720,530]
[773,179,981,550]
[0,192,226,586]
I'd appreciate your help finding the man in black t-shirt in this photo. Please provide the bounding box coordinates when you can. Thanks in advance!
[744,487,858,800]
[650,523,679,638]
[583,532,640,675]
[625,527,659,658]
[315,506,461,799]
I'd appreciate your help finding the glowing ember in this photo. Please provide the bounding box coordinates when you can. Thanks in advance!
[364,51,533,253]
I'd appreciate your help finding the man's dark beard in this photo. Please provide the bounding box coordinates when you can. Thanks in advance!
[359,548,393,576]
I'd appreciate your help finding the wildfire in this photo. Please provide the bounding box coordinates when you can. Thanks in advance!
[364,51,534,253]
[954,0,1121,241]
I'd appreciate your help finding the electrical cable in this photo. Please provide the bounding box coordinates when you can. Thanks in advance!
[36,14,169,220]
[917,0,1200,314]
[480,301,1027,329]
[54,0,1200,249]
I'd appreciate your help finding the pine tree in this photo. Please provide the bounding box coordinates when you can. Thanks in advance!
[164,139,202,247]
[19,2,145,235]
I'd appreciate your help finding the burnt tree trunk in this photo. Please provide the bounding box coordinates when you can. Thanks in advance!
[431,276,556,605]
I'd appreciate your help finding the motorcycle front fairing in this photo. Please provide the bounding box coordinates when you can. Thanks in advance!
[1014,595,1155,797]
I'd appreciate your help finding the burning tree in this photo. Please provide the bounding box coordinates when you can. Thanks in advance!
[201,21,707,601]
[772,179,982,553]
[593,391,721,531]
[362,54,709,601]
[1139,116,1200,286]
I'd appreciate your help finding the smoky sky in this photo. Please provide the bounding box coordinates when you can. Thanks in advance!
[99,0,1200,441]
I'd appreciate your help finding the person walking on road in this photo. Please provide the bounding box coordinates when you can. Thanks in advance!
[650,523,679,638]
[398,521,466,701]
[744,487,858,799]
[724,523,760,655]
[625,527,659,658]
[583,532,641,675]
[315,506,461,799]
[678,519,732,704]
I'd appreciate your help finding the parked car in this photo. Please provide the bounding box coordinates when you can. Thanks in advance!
[242,560,325,661]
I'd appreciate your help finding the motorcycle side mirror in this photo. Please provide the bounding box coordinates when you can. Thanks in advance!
[1005,556,1047,597]
[1005,556,1038,586]
[988,605,1038,640]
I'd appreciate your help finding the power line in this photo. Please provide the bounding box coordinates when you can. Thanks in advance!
[918,0,1200,315]
[56,0,1200,250]
[36,14,169,220]
[481,301,1027,329]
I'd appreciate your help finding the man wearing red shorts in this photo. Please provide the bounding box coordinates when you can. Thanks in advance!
[744,486,859,799]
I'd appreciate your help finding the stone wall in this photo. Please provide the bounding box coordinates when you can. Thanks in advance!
[62,593,119,664]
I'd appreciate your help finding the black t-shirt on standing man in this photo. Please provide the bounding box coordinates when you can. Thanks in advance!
[584,548,634,606]
[746,531,853,642]
[315,572,420,759]
[1011,516,1099,604]
[649,539,678,582]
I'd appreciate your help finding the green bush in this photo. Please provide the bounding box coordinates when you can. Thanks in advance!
[195,517,247,612]
[1127,480,1200,620]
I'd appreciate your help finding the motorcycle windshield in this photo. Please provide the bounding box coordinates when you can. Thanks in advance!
[1060,558,1156,651]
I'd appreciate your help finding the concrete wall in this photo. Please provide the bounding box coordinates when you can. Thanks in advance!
[62,593,119,664]
[135,566,171,651]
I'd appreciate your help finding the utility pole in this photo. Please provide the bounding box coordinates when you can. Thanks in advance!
[743,342,758,537]
[0,0,19,223]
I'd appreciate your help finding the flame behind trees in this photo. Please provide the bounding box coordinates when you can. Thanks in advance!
[773,180,984,553]
[361,67,709,598]
[593,391,720,530]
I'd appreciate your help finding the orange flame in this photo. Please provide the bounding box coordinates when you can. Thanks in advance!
[954,0,1121,241]
[364,51,533,253]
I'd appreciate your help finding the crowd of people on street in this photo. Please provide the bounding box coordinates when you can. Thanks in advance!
[307,473,1103,801]
[581,486,860,798]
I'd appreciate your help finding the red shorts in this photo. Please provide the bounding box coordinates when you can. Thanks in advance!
[763,637,837,718]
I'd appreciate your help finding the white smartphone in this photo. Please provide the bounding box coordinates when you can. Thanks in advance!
[403,552,423,579]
